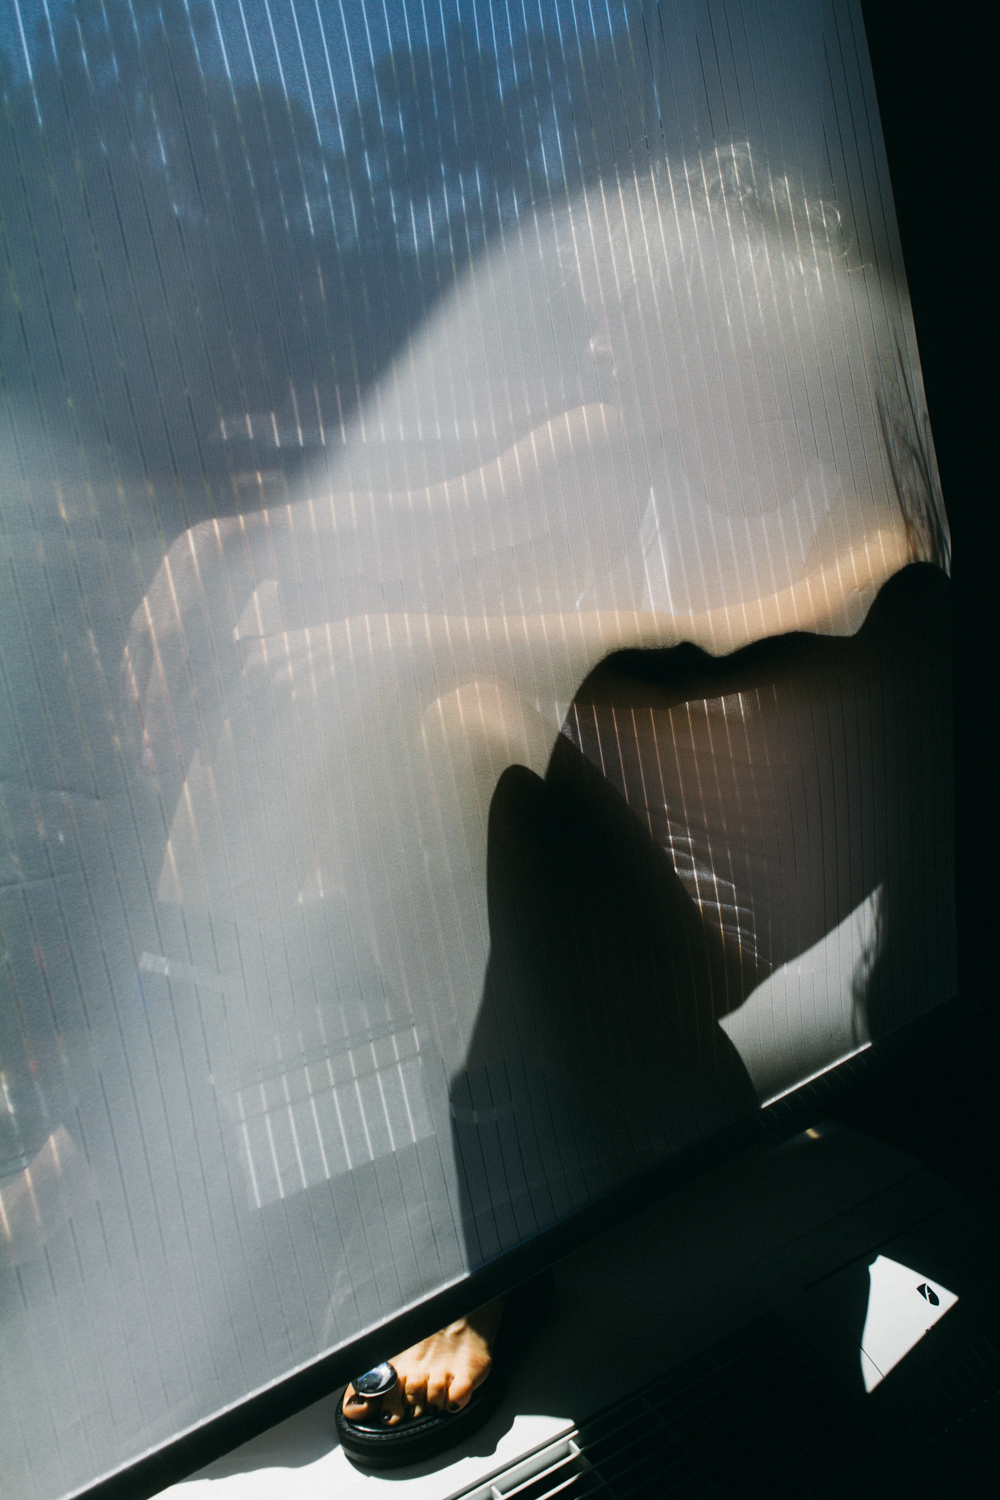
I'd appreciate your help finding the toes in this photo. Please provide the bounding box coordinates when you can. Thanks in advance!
[380,1383,408,1425]
[402,1375,428,1419]
[342,1385,369,1419]
[425,1372,450,1410]
[448,1349,493,1411]
[342,1379,409,1426]
[445,1373,474,1411]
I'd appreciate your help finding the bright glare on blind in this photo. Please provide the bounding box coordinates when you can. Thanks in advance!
[0,3,952,1497]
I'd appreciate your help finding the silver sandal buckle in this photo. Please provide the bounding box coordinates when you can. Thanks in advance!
[353,1362,398,1399]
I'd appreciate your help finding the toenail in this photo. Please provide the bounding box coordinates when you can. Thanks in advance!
[448,1402,460,1411]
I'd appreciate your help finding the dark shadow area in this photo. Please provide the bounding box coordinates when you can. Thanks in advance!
[452,747,758,1266]
[574,1317,867,1498]
[452,564,954,1267]
[848,1,997,1239]
[829,1004,1000,1219]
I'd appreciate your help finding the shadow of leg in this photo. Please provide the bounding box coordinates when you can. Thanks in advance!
[451,738,758,1267]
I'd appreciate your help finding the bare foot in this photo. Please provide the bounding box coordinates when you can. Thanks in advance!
[343,1297,505,1426]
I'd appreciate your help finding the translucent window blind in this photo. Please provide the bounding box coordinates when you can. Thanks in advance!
[0,3,952,1497]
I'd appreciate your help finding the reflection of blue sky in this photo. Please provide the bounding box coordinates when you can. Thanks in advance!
[3,0,623,135]
[2,0,634,260]
[0,0,646,481]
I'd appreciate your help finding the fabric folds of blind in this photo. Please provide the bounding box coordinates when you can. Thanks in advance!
[0,4,952,1498]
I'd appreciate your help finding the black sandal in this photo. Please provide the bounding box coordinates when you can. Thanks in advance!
[335,1269,554,1470]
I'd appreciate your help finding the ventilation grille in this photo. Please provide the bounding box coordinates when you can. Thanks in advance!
[450,1307,1000,1499]
[448,1319,857,1500]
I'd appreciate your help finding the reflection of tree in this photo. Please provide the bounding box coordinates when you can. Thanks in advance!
[0,0,655,528]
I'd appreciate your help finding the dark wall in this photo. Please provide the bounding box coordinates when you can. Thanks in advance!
[832,3,996,1210]
[860,0,991,1017]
